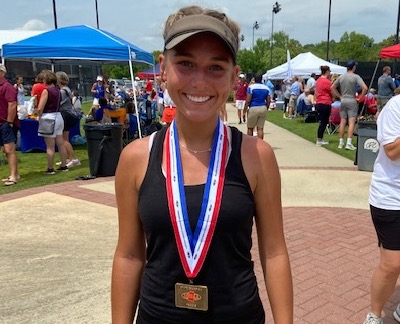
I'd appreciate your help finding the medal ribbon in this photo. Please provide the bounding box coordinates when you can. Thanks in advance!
[165,119,228,279]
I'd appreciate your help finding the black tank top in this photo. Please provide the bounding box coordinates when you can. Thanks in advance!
[137,126,265,324]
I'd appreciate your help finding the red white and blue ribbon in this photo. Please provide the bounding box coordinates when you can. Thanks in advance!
[165,119,229,279]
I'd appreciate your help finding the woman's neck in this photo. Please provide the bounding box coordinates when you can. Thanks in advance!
[175,116,219,147]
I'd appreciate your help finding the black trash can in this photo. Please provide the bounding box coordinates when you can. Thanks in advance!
[83,123,123,177]
[356,121,379,172]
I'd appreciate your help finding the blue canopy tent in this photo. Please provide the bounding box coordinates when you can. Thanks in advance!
[1,24,155,138]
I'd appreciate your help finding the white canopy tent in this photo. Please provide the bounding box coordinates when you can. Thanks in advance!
[263,52,346,80]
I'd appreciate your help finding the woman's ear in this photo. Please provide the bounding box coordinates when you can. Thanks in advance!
[159,54,167,82]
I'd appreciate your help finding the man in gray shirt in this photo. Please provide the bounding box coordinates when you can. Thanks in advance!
[331,60,368,150]
[377,65,395,116]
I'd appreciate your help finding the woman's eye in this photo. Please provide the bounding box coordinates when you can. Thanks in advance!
[210,65,224,71]
[178,61,193,67]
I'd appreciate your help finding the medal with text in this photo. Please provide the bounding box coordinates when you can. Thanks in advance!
[165,119,229,311]
[175,282,208,311]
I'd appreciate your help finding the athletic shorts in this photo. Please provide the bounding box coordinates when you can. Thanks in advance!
[92,98,100,106]
[38,112,64,138]
[340,100,358,119]
[0,123,17,146]
[247,106,267,128]
[236,100,246,110]
[370,204,400,250]
[61,111,80,131]
[288,95,298,108]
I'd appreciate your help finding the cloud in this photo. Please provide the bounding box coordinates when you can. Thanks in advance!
[17,19,49,31]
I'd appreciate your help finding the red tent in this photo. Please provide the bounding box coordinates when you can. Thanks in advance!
[380,44,400,59]
[137,63,160,79]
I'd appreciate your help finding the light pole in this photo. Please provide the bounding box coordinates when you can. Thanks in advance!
[326,0,332,61]
[52,0,58,29]
[252,21,259,49]
[270,2,281,67]
[95,0,99,28]
[393,0,400,74]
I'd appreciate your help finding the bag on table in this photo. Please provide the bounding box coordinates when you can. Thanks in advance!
[38,117,56,135]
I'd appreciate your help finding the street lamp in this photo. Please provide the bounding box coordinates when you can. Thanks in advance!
[326,0,332,61]
[241,34,245,42]
[95,0,99,29]
[252,21,259,49]
[270,1,282,66]
[52,0,58,29]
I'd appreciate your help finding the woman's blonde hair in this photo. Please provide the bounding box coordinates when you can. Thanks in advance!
[56,71,69,86]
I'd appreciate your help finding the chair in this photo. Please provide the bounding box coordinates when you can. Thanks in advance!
[326,104,341,135]
[124,113,139,142]
[104,108,126,124]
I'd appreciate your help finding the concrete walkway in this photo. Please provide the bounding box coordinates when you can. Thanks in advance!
[0,104,398,323]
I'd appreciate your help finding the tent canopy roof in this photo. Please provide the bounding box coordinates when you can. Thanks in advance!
[2,25,154,65]
[137,63,160,79]
[263,52,346,80]
[380,44,400,59]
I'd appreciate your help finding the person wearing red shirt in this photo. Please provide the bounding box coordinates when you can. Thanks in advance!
[233,73,248,124]
[31,71,46,110]
[0,64,19,186]
[315,65,333,146]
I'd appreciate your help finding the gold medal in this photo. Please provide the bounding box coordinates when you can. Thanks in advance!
[175,282,208,311]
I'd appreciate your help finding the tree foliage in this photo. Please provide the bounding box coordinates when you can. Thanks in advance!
[236,30,394,75]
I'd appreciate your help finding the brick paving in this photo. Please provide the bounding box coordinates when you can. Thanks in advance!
[1,176,399,323]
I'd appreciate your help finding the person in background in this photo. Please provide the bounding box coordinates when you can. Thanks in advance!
[56,71,81,168]
[266,77,275,100]
[14,75,25,106]
[306,73,316,91]
[31,71,46,110]
[287,76,302,119]
[112,6,292,323]
[35,70,68,174]
[0,64,19,186]
[155,76,165,117]
[72,90,83,116]
[376,66,395,119]
[315,65,332,146]
[282,77,292,118]
[331,60,367,150]
[244,73,271,139]
[363,94,400,324]
[88,75,106,116]
[233,73,248,124]
[94,97,112,123]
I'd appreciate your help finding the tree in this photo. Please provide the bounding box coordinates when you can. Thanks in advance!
[336,32,375,61]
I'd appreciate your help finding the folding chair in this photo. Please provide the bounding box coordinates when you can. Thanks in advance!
[326,104,340,135]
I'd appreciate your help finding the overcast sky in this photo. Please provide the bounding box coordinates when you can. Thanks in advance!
[0,0,397,54]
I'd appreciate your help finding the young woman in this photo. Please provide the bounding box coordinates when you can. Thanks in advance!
[111,6,293,324]
[35,70,68,174]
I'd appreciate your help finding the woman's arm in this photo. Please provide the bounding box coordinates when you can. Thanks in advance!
[242,137,293,324]
[36,89,48,116]
[111,139,149,323]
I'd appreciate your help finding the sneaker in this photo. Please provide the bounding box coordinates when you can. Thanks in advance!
[45,168,55,175]
[363,312,383,324]
[338,143,344,149]
[394,303,400,322]
[243,117,246,123]
[2,174,20,182]
[66,159,81,168]
[56,166,69,172]
[239,119,242,124]
[316,140,330,147]
[56,159,70,166]
[345,143,357,151]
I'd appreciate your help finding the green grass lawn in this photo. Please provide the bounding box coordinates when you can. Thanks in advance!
[1,102,93,195]
[266,109,357,161]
